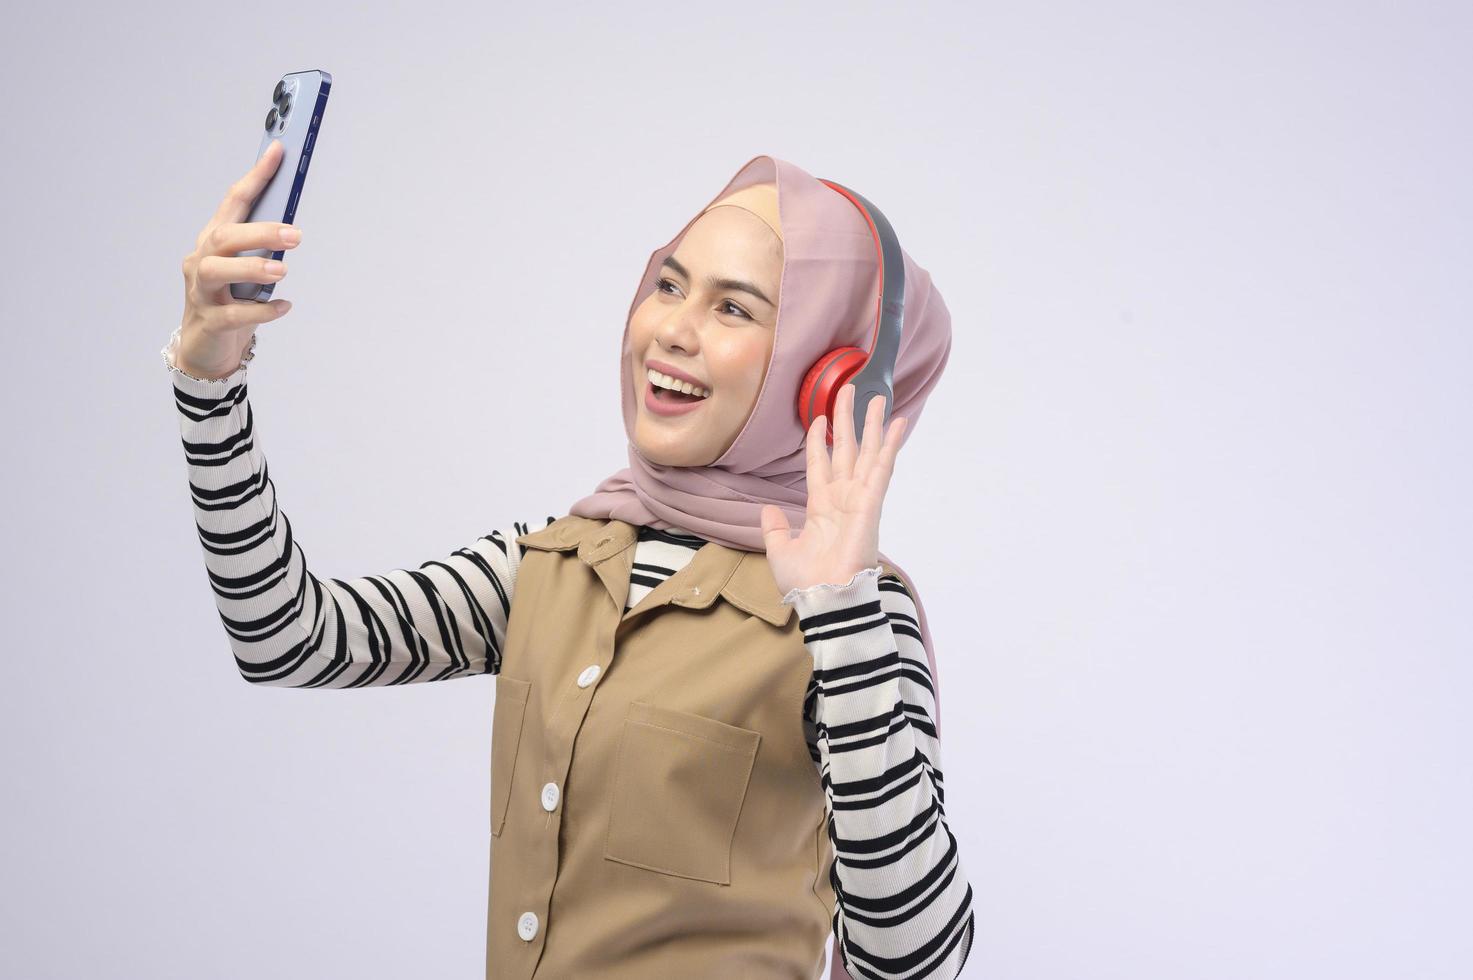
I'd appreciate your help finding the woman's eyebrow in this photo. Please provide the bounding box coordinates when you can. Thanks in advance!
[661,256,775,306]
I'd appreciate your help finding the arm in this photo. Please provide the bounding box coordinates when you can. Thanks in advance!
[165,329,552,688]
[790,568,977,980]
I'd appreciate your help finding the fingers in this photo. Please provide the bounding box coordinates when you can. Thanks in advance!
[825,385,897,487]
[194,252,290,291]
[860,412,907,492]
[831,383,858,480]
[759,504,793,553]
[805,413,833,508]
[210,297,294,330]
[888,415,908,456]
[198,220,302,259]
[213,139,285,227]
[855,389,887,476]
[863,415,909,491]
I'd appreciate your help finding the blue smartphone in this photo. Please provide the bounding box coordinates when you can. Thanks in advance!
[230,69,332,302]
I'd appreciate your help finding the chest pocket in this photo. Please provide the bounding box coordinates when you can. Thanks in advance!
[490,676,532,838]
[604,701,762,885]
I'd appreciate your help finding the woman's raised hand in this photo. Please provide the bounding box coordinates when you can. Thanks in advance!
[175,139,301,380]
[760,383,908,597]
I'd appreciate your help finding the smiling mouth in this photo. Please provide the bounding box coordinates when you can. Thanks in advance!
[642,363,711,403]
[650,383,705,404]
[642,377,710,417]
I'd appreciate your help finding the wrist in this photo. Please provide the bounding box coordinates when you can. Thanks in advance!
[174,356,239,381]
[779,565,882,608]
[163,328,255,382]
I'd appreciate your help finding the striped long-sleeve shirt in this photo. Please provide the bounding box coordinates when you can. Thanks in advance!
[163,329,975,978]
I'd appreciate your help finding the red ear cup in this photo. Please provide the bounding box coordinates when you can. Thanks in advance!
[797,347,868,443]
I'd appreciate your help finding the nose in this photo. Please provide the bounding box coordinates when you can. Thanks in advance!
[655,303,700,356]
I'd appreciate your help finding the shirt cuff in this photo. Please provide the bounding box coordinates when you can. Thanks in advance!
[780,565,883,609]
[161,325,255,387]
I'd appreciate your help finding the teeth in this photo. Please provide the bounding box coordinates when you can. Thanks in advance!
[647,368,709,398]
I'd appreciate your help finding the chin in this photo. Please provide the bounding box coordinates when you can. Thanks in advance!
[633,428,713,468]
[636,442,705,468]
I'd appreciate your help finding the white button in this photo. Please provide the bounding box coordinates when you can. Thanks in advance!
[517,911,539,941]
[541,782,560,811]
[577,664,601,688]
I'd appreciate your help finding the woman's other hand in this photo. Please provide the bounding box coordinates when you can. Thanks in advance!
[175,139,301,379]
[760,383,908,596]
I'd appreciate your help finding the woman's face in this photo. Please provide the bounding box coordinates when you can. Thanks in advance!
[628,204,783,467]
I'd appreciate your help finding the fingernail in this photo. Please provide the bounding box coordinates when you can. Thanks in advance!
[280,227,301,244]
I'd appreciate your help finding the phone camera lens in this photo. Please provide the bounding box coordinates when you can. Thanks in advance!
[264,107,278,132]
[273,80,285,103]
[276,91,292,115]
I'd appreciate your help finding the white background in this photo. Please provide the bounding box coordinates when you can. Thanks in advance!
[2,1,1468,977]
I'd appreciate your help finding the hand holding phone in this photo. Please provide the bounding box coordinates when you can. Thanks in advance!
[171,69,332,380]
[174,142,303,379]
[228,69,331,302]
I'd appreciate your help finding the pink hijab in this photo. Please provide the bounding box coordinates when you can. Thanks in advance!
[569,154,953,978]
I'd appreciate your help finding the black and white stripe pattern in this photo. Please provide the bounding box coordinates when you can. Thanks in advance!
[170,364,552,688]
[167,348,974,979]
[617,523,980,978]
[791,571,977,979]
[626,524,708,608]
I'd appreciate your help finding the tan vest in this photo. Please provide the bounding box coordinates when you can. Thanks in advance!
[485,515,897,979]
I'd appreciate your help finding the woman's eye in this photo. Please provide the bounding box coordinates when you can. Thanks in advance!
[655,278,751,320]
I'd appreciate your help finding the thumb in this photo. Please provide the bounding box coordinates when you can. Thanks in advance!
[760,504,792,554]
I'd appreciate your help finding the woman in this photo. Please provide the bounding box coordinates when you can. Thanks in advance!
[166,148,976,979]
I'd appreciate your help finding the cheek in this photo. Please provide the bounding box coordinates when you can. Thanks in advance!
[628,307,655,352]
[627,323,655,384]
[707,333,773,393]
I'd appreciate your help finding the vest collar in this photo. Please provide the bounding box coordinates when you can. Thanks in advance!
[516,516,793,629]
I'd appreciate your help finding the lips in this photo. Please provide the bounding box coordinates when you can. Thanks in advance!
[645,359,709,390]
[643,378,707,417]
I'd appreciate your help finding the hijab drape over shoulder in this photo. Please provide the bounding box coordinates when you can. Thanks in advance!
[569,155,953,738]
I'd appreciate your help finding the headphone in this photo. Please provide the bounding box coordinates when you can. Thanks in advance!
[796,179,907,447]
